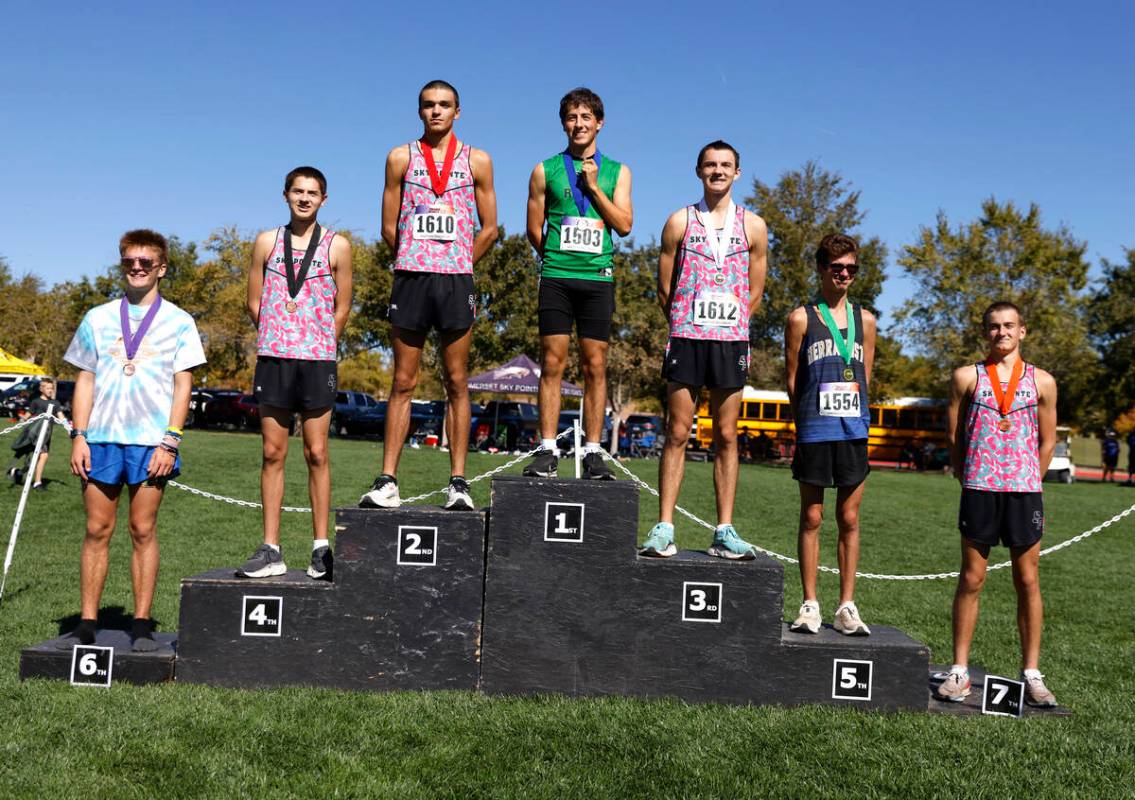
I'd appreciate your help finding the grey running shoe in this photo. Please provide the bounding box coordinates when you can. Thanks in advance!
[523,449,558,478]
[639,522,677,558]
[359,474,401,508]
[443,476,474,510]
[833,602,871,636]
[706,524,757,560]
[936,670,972,702]
[581,451,614,480]
[8,467,22,485]
[236,544,286,579]
[307,545,333,580]
[131,618,159,652]
[1022,672,1057,707]
[789,600,822,634]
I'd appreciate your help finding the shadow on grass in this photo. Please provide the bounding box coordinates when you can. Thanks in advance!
[55,606,163,635]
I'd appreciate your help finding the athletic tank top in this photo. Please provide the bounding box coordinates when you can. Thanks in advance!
[395,141,476,275]
[540,152,622,282]
[257,226,337,361]
[667,204,750,341]
[793,304,869,443]
[963,362,1041,492]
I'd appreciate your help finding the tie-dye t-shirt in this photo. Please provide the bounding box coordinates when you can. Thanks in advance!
[64,298,206,446]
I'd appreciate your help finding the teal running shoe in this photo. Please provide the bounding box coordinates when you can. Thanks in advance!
[639,522,677,558]
[707,524,756,560]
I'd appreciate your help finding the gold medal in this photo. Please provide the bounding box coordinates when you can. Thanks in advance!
[285,300,298,313]
[123,363,136,376]
[998,418,1012,432]
[843,367,854,381]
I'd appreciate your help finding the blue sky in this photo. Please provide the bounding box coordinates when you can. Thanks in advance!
[2,1,1131,323]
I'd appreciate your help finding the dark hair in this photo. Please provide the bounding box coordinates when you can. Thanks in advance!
[559,87,605,122]
[119,229,169,264]
[284,166,327,195]
[697,140,741,169]
[419,79,460,108]
[982,300,1024,326]
[815,233,859,269]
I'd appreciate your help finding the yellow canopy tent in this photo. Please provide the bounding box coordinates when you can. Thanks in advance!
[0,347,45,375]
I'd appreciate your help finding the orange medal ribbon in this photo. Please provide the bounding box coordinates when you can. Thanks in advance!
[985,358,1023,432]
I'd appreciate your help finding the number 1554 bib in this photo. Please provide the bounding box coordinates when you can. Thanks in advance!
[819,382,860,417]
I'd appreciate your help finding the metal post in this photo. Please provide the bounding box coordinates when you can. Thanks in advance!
[0,405,54,606]
[573,418,583,479]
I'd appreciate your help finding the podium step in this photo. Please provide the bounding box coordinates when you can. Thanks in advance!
[20,629,177,685]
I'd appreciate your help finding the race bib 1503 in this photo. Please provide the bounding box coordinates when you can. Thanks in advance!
[559,216,604,254]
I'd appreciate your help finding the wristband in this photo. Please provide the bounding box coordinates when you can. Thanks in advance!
[70,429,87,440]
[165,426,183,437]
[159,442,180,455]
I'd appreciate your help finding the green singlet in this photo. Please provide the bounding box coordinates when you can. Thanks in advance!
[540,153,622,282]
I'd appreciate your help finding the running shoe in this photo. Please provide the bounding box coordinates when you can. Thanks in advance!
[936,670,971,702]
[581,451,614,480]
[789,600,822,634]
[444,476,474,511]
[131,617,159,652]
[8,467,22,485]
[236,544,287,579]
[359,474,401,508]
[522,449,558,478]
[307,545,333,580]
[706,524,756,560]
[1022,672,1058,707]
[639,522,677,558]
[833,602,871,636]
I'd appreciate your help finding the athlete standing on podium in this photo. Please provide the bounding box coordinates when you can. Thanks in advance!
[360,80,498,510]
[523,87,633,480]
[784,234,876,636]
[240,166,353,580]
[639,141,768,560]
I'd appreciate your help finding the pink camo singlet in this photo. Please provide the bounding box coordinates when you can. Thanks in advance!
[256,226,338,361]
[395,141,476,275]
[667,204,750,341]
[963,362,1042,492]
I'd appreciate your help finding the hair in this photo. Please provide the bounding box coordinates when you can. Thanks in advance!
[39,377,54,387]
[815,233,859,269]
[284,166,327,195]
[419,79,460,108]
[119,229,169,264]
[982,300,1024,326]
[559,87,605,123]
[697,140,741,169]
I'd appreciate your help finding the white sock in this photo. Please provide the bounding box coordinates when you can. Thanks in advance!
[313,539,329,551]
[950,664,968,676]
[266,543,281,553]
[1023,668,1042,679]
[541,438,558,455]
[584,441,602,454]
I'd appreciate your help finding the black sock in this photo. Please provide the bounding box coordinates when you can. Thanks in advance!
[72,618,97,645]
[131,618,159,652]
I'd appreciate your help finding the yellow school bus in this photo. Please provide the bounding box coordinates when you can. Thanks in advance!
[694,388,946,461]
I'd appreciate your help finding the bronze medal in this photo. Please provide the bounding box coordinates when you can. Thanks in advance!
[998,418,1012,432]
[843,367,854,381]
[285,301,298,313]
[123,362,136,376]
[713,273,726,286]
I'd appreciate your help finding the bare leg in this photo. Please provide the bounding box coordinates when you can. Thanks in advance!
[796,482,825,602]
[951,537,991,667]
[579,337,609,443]
[710,388,742,525]
[301,407,332,541]
[383,327,426,476]
[538,334,571,441]
[258,405,292,547]
[440,327,473,476]
[126,481,165,620]
[659,383,697,523]
[834,481,867,605]
[32,451,49,484]
[1011,541,1043,671]
[80,481,122,620]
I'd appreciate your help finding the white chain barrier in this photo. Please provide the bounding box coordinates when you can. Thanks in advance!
[5,413,1131,581]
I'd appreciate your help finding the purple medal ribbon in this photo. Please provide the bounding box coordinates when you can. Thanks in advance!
[561,150,602,216]
[120,295,162,373]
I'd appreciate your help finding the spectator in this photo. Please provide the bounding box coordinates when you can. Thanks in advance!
[1101,430,1119,482]
[1127,430,1135,485]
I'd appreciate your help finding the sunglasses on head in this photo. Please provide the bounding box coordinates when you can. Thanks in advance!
[826,262,859,276]
[120,257,163,272]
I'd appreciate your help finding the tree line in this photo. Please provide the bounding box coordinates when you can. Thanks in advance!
[1,162,1132,431]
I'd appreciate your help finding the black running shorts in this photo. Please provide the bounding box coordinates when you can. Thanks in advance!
[958,488,1044,548]
[254,357,337,412]
[792,439,870,488]
[389,271,476,333]
[538,276,615,341]
[661,337,749,390]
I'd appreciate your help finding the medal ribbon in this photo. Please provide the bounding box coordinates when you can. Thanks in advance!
[120,295,162,363]
[695,198,736,270]
[816,299,856,373]
[985,358,1023,418]
[283,223,322,300]
[420,136,458,198]
[562,150,603,216]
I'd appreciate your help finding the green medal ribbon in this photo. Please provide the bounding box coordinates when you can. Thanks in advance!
[816,299,856,381]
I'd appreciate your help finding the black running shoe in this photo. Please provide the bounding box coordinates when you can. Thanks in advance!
[307,545,333,580]
[522,449,558,478]
[581,451,614,480]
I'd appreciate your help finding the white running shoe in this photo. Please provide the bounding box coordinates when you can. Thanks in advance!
[443,477,474,511]
[359,474,401,508]
[789,600,822,633]
[833,601,871,636]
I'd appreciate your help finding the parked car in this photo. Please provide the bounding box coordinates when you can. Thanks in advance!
[203,391,260,430]
[332,391,386,437]
[1045,429,1076,483]
[0,378,75,417]
[471,401,539,451]
[556,408,613,449]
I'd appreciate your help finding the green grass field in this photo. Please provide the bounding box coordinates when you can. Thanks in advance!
[1,427,1134,799]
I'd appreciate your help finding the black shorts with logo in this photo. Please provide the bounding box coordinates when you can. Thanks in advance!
[661,337,749,390]
[254,357,337,412]
[538,276,616,341]
[389,271,476,333]
[958,488,1044,548]
[792,439,870,488]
